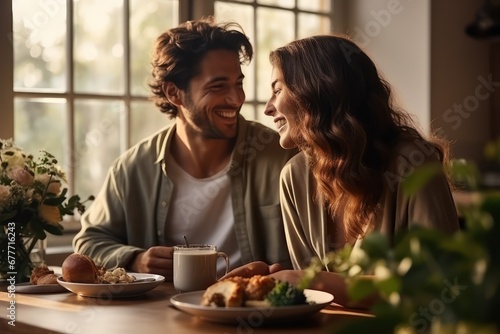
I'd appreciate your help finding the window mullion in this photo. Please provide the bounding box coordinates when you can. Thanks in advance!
[124,0,131,149]
[67,0,76,197]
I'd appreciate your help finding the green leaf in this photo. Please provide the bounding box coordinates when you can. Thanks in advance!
[402,162,443,196]
[0,210,18,224]
[375,276,401,296]
[359,232,389,260]
[449,159,480,190]
[43,222,64,235]
[67,194,81,205]
[58,206,75,216]
[43,196,66,206]
[59,187,68,197]
[348,277,378,301]
[480,192,500,222]
[33,228,47,240]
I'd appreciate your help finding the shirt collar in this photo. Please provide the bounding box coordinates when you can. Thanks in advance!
[154,115,249,173]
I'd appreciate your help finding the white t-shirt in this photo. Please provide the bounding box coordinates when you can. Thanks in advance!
[164,155,242,276]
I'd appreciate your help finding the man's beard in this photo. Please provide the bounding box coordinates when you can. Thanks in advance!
[183,93,239,140]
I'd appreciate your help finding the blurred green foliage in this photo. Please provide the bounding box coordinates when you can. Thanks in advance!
[303,156,500,334]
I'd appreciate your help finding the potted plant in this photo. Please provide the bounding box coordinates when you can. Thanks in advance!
[303,146,500,333]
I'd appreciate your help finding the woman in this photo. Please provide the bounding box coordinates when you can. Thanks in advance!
[223,34,460,307]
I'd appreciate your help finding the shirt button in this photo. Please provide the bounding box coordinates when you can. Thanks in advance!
[161,201,167,207]
[157,229,162,237]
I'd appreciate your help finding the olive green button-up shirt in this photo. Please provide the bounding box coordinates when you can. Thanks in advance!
[73,116,297,270]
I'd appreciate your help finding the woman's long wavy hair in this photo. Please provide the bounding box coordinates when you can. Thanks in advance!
[270,35,451,238]
[149,16,253,118]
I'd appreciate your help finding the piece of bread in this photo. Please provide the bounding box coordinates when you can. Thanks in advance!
[201,280,245,307]
[61,253,99,283]
[36,273,59,285]
[244,275,275,301]
[201,275,277,307]
[30,265,59,285]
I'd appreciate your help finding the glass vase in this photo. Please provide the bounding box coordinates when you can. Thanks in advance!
[0,236,48,284]
[15,237,47,283]
[27,238,47,268]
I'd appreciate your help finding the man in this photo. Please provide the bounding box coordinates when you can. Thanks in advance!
[73,17,297,281]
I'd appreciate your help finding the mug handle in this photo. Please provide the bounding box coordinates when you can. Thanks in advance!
[216,252,230,279]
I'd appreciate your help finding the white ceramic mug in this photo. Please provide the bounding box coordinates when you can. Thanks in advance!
[173,244,230,292]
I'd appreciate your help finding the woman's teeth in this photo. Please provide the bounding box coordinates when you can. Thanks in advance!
[276,119,287,131]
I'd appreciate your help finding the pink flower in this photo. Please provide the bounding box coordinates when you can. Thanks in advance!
[38,204,62,225]
[36,174,62,195]
[0,185,9,204]
[7,167,34,186]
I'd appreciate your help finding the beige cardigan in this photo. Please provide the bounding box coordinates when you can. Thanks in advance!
[279,143,460,270]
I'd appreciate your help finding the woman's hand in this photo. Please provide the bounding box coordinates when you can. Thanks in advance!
[269,269,304,286]
[219,261,283,280]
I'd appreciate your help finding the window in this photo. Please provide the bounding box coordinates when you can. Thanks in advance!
[215,0,332,129]
[2,0,333,250]
[11,0,179,208]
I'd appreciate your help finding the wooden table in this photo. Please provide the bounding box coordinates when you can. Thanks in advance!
[0,281,372,334]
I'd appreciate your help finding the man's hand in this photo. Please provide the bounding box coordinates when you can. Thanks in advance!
[129,246,174,281]
[219,261,282,280]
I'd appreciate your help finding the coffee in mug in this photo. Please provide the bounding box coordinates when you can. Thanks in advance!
[173,244,229,292]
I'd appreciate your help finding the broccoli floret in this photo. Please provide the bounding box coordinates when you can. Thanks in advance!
[265,281,307,306]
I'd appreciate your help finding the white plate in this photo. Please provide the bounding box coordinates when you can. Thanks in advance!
[16,282,69,294]
[170,288,334,324]
[57,273,165,298]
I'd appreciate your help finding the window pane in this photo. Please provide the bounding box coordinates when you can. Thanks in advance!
[257,0,294,9]
[255,103,275,129]
[74,0,124,94]
[256,7,294,101]
[130,100,174,145]
[13,1,67,92]
[298,0,331,12]
[298,13,331,38]
[130,0,179,96]
[13,98,68,166]
[240,103,256,122]
[215,2,255,101]
[74,99,125,198]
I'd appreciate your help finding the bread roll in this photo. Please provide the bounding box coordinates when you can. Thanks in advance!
[30,265,58,285]
[62,253,99,283]
[36,273,59,285]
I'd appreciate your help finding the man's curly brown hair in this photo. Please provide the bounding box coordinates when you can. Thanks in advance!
[149,16,253,119]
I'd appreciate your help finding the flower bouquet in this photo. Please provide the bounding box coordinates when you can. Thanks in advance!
[0,138,92,283]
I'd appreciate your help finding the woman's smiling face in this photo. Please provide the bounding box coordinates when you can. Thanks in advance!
[264,66,300,150]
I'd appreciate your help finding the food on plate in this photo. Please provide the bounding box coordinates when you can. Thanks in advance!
[265,280,307,306]
[61,253,135,284]
[30,265,59,285]
[99,267,135,284]
[62,253,100,283]
[200,279,244,307]
[201,275,307,307]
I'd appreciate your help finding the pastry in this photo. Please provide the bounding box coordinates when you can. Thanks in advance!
[61,253,99,283]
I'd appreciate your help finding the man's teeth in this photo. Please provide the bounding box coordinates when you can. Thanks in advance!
[217,111,236,118]
[276,119,287,130]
